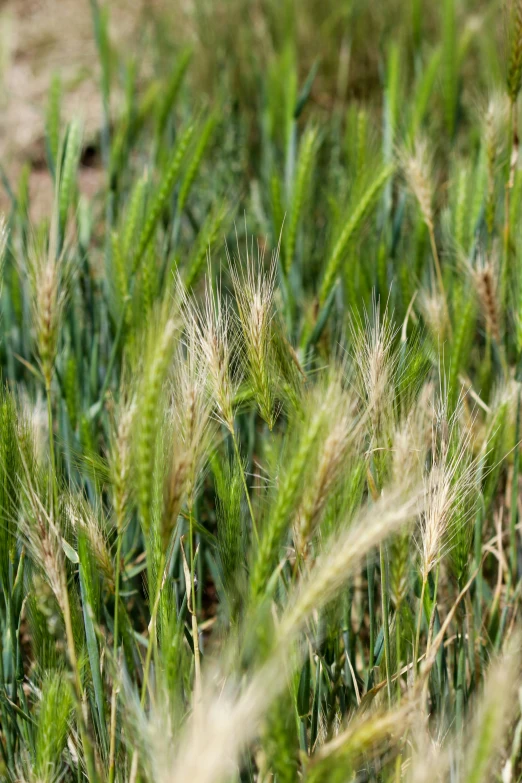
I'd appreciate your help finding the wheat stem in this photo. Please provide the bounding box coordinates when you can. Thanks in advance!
[108,530,123,783]
[380,543,393,705]
[414,575,427,677]
[427,224,452,339]
[231,427,259,546]
[395,607,401,701]
[188,505,202,702]
[45,380,58,514]
[62,575,98,783]
[140,558,163,707]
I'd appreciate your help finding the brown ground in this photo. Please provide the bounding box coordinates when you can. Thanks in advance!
[0,0,165,218]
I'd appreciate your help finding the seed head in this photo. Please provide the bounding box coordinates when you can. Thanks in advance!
[229,236,277,429]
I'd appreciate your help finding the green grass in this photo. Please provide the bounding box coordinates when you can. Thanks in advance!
[1,1,522,781]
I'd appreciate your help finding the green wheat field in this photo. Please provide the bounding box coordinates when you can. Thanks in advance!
[1,0,522,780]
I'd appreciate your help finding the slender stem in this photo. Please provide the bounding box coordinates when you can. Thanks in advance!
[108,530,123,783]
[108,686,118,783]
[129,750,139,783]
[231,426,259,545]
[45,379,58,513]
[510,386,521,586]
[140,552,165,708]
[140,617,155,707]
[395,754,402,783]
[61,576,98,783]
[474,503,484,624]
[423,568,440,712]
[426,562,440,658]
[464,591,477,684]
[0,617,15,771]
[131,539,173,780]
[395,605,401,702]
[188,504,202,702]
[45,381,55,474]
[456,626,466,735]
[427,224,452,340]
[139,531,179,707]
[367,557,376,677]
[380,544,392,705]
[414,575,427,677]
[61,583,82,705]
[502,99,518,311]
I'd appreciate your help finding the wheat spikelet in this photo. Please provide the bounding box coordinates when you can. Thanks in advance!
[296,374,358,556]
[285,126,318,274]
[162,317,215,543]
[351,301,399,446]
[402,139,434,230]
[483,95,507,234]
[508,0,522,103]
[419,287,446,343]
[110,398,136,531]
[250,382,331,599]
[178,112,217,212]
[229,235,277,429]
[32,672,73,783]
[26,234,72,387]
[64,494,115,590]
[136,315,178,534]
[17,460,68,615]
[418,393,477,581]
[471,252,501,342]
[182,270,238,433]
[320,164,394,303]
[389,403,430,607]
